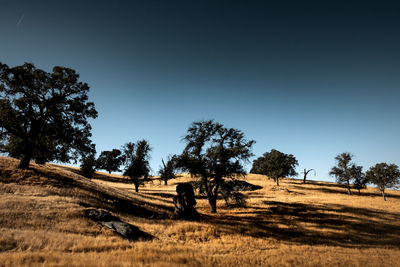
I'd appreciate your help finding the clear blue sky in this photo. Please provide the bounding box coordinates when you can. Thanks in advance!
[1,0,399,181]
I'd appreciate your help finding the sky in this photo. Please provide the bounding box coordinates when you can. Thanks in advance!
[1,0,399,182]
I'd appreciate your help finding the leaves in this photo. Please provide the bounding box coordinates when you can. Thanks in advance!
[0,62,97,168]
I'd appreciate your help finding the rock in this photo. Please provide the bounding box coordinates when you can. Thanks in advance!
[85,209,153,241]
[173,183,199,221]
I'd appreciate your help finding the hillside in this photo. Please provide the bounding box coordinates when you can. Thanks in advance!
[1,156,400,266]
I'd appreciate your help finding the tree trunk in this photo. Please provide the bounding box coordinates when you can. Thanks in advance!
[134,181,139,192]
[346,181,351,195]
[382,190,386,201]
[276,177,280,186]
[18,154,31,169]
[164,179,168,186]
[303,169,307,184]
[18,144,33,169]
[209,195,217,213]
[358,189,361,195]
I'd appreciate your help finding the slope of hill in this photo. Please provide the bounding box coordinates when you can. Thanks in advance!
[1,156,399,266]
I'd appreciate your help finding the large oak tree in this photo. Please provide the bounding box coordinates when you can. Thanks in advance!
[177,120,255,213]
[0,62,97,169]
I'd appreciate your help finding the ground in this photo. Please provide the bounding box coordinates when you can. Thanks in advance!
[0,156,399,266]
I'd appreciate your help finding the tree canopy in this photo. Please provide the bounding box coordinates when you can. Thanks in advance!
[366,163,400,201]
[250,149,298,186]
[123,140,152,192]
[158,155,178,185]
[176,120,255,213]
[96,149,125,174]
[329,152,362,195]
[0,62,97,169]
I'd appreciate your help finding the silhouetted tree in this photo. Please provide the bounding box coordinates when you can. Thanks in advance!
[351,165,367,195]
[0,62,97,169]
[96,149,125,174]
[366,163,400,201]
[158,155,178,185]
[329,153,359,195]
[251,149,298,186]
[302,168,315,184]
[123,140,151,192]
[176,120,255,213]
[80,146,97,179]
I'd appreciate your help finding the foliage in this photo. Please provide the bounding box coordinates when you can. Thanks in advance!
[250,149,298,186]
[366,163,400,201]
[122,140,152,192]
[80,151,97,179]
[96,149,125,174]
[329,152,361,195]
[176,120,255,213]
[158,155,178,185]
[0,62,97,169]
[351,165,367,195]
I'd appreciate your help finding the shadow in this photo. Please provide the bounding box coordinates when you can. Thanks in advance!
[201,200,400,248]
[6,165,174,219]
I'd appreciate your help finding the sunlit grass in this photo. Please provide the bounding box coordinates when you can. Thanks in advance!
[1,156,399,266]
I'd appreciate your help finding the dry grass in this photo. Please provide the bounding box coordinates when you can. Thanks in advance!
[1,156,399,266]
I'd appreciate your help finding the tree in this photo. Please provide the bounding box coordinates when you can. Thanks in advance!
[96,149,125,174]
[122,140,151,192]
[80,153,97,179]
[0,62,97,169]
[352,165,367,195]
[366,163,400,201]
[302,168,315,184]
[158,155,178,185]
[250,149,298,186]
[329,153,360,195]
[176,120,255,213]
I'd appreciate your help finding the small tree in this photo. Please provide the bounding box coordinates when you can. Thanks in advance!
[0,62,97,169]
[177,120,255,213]
[96,149,125,174]
[250,149,298,186]
[351,165,367,195]
[302,168,315,184]
[158,155,178,185]
[366,163,400,201]
[329,152,356,195]
[80,144,96,178]
[80,154,97,178]
[122,140,151,192]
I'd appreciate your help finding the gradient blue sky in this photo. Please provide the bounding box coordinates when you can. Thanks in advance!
[1,0,399,181]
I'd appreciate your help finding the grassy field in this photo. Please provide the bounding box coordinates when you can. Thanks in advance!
[1,156,399,266]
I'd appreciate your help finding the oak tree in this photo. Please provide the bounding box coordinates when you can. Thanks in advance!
[123,140,152,192]
[0,62,97,169]
[366,163,400,201]
[176,120,255,213]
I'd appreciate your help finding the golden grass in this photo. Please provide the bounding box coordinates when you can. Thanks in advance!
[0,156,399,266]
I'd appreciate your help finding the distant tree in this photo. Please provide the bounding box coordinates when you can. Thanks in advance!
[0,62,97,169]
[302,168,315,184]
[329,153,360,195]
[366,163,400,201]
[250,157,264,174]
[122,140,151,192]
[250,149,298,186]
[80,146,97,179]
[176,120,255,213]
[351,165,367,195]
[158,155,178,185]
[96,149,125,174]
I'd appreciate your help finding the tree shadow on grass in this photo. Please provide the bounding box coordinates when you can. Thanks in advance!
[202,200,400,248]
